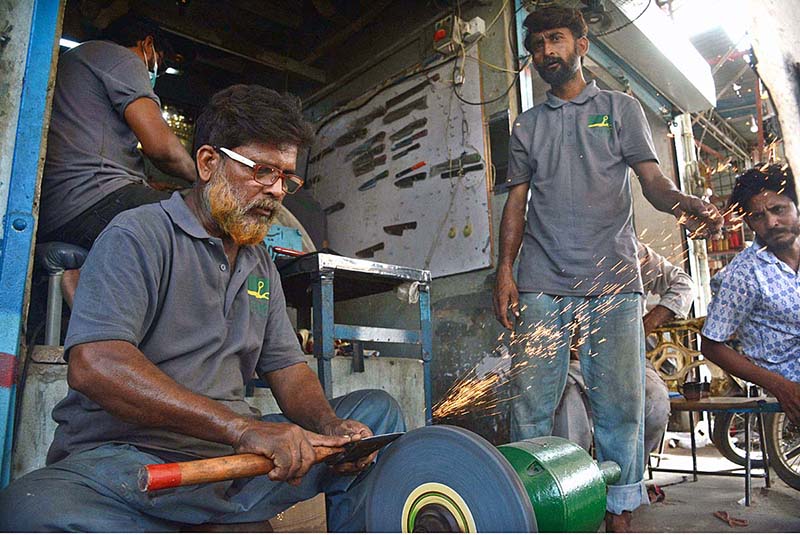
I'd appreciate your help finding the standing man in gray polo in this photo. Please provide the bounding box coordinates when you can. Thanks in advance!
[492,7,720,532]
[0,85,405,532]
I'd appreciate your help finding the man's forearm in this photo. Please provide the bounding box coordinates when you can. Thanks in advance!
[69,341,250,447]
[266,363,339,433]
[700,336,786,390]
[150,142,197,184]
[497,184,528,272]
[639,172,686,215]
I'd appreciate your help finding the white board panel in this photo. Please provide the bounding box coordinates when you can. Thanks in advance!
[308,51,492,278]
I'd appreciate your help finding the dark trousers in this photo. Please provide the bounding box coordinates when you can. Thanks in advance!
[38,183,171,250]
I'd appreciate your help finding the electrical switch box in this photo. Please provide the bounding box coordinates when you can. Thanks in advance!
[433,14,462,55]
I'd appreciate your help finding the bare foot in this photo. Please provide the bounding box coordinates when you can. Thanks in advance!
[605,511,632,532]
[61,269,80,308]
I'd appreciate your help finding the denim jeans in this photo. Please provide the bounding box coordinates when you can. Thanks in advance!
[510,292,648,514]
[0,389,405,532]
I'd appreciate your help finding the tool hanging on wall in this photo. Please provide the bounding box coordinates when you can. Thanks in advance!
[334,127,368,147]
[385,73,440,110]
[355,242,385,258]
[323,201,345,215]
[383,221,417,236]
[391,142,421,161]
[389,118,427,141]
[429,152,482,175]
[352,144,386,168]
[351,106,387,130]
[396,160,426,178]
[383,96,428,124]
[309,146,334,164]
[441,163,484,179]
[394,172,427,189]
[391,129,428,151]
[345,131,386,162]
[353,154,387,177]
[305,175,322,187]
[358,169,390,191]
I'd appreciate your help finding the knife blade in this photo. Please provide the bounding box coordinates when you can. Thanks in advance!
[390,118,428,141]
[391,129,428,151]
[383,96,428,124]
[441,163,484,179]
[385,74,440,110]
[394,172,427,189]
[391,142,421,161]
[358,169,390,191]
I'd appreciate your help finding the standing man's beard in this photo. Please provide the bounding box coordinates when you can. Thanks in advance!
[202,169,280,246]
[535,49,580,87]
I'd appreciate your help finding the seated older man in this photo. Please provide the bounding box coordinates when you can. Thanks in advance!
[0,85,405,532]
[701,164,800,424]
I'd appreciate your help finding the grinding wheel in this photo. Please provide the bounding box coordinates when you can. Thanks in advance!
[365,425,538,532]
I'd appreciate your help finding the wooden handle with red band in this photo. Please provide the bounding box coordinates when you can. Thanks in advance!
[139,448,338,492]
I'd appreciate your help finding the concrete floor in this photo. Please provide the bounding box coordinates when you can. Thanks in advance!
[629,444,800,532]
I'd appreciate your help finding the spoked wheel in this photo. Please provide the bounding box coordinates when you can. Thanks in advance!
[764,413,800,490]
[711,412,766,468]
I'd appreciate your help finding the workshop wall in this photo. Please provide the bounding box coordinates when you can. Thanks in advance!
[305,0,684,445]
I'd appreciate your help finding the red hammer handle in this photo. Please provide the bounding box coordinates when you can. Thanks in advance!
[139,448,338,492]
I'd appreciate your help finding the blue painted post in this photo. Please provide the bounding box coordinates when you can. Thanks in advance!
[418,283,433,425]
[0,0,62,487]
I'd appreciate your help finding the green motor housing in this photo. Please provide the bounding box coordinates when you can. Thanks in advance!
[498,436,621,533]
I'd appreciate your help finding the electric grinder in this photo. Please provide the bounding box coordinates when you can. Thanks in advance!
[365,425,620,532]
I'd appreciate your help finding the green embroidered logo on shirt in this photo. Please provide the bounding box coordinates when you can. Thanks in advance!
[247,275,270,317]
[587,114,612,129]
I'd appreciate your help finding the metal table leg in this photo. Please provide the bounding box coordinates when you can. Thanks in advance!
[689,410,698,481]
[757,412,771,488]
[312,270,335,398]
[744,412,751,506]
[419,283,433,425]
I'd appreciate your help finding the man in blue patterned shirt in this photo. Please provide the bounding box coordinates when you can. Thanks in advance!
[701,164,800,424]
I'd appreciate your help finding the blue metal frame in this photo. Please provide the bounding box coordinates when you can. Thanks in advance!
[307,272,433,424]
[0,0,61,487]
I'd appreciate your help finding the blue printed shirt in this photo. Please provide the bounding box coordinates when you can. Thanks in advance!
[703,239,800,382]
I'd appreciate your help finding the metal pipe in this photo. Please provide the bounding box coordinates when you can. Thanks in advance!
[755,76,764,161]
[44,273,63,346]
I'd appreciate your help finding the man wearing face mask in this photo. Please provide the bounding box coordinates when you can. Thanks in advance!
[37,16,197,257]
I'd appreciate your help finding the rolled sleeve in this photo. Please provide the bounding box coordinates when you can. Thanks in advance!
[620,99,658,166]
[256,261,306,375]
[100,57,160,119]
[702,266,757,343]
[64,225,161,355]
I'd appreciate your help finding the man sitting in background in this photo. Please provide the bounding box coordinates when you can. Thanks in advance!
[701,164,800,424]
[37,16,197,304]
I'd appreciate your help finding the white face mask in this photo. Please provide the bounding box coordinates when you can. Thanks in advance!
[143,42,158,88]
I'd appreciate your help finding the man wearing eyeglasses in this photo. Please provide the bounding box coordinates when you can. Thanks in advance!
[0,85,405,532]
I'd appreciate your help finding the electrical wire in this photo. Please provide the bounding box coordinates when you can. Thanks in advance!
[452,53,531,106]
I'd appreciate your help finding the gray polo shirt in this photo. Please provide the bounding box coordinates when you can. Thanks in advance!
[38,40,159,235]
[47,193,306,463]
[504,81,658,296]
